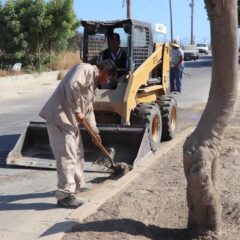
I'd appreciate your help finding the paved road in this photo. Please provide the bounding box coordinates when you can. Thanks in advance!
[0,55,221,239]
[175,55,212,108]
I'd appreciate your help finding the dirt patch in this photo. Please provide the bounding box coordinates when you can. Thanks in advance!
[62,102,240,240]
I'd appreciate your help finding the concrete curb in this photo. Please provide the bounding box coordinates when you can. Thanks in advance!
[40,126,194,240]
[0,71,60,87]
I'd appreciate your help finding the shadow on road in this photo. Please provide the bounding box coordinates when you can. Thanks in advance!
[48,218,190,240]
[0,134,20,167]
[0,191,56,211]
[40,221,78,237]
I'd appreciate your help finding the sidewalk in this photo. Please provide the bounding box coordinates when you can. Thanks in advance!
[0,71,60,87]
[0,71,61,99]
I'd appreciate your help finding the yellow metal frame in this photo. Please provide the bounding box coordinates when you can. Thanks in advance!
[93,43,170,125]
[122,43,170,124]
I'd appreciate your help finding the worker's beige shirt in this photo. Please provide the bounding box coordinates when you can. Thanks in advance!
[39,63,99,134]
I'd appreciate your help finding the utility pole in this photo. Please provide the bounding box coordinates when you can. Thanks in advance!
[169,0,173,42]
[127,0,131,18]
[190,0,194,45]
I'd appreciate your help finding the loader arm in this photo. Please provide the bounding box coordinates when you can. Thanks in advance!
[161,43,170,92]
[122,43,170,124]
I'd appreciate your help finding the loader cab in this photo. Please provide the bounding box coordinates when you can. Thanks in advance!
[80,19,165,127]
[80,19,153,84]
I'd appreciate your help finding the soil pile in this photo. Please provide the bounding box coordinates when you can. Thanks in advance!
[63,103,240,240]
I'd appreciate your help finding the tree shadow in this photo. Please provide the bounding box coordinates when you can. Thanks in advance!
[0,191,56,211]
[41,218,191,240]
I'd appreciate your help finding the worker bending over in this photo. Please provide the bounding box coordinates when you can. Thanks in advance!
[39,60,117,209]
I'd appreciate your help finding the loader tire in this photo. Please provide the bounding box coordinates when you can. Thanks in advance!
[157,96,177,141]
[131,104,162,152]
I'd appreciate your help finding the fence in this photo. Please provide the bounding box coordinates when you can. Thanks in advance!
[0,54,17,71]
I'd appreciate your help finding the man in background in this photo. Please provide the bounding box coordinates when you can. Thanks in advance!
[170,41,184,93]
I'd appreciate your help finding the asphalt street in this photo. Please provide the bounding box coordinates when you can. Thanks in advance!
[174,54,212,108]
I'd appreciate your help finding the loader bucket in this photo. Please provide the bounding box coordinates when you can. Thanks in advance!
[6,121,151,171]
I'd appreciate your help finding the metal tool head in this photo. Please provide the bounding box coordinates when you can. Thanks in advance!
[108,147,115,160]
[112,162,130,175]
[94,147,130,176]
[108,147,130,175]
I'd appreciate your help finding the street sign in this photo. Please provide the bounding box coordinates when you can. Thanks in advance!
[155,23,167,35]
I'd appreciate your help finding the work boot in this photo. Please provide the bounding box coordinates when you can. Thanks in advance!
[75,182,93,193]
[57,195,85,209]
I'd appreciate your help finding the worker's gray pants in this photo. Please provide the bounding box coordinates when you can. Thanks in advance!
[46,122,85,200]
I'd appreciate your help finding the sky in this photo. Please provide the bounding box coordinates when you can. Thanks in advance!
[74,0,211,44]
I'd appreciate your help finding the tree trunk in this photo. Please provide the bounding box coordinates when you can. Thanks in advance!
[183,0,238,237]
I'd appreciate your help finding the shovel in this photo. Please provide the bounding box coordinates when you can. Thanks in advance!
[80,118,130,175]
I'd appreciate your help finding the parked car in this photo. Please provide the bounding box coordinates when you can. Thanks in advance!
[196,43,209,55]
[182,45,199,61]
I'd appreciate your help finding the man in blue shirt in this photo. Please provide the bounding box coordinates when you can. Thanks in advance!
[170,42,184,93]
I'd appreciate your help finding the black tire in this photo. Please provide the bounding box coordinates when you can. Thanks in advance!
[157,96,177,141]
[130,104,162,152]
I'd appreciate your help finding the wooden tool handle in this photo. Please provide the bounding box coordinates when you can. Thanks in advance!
[81,118,112,161]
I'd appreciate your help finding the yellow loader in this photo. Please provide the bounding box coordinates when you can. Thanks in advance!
[7,19,177,170]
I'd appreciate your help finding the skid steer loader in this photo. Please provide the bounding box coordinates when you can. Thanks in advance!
[7,18,177,170]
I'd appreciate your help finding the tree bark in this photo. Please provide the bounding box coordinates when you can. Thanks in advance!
[183,0,238,237]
